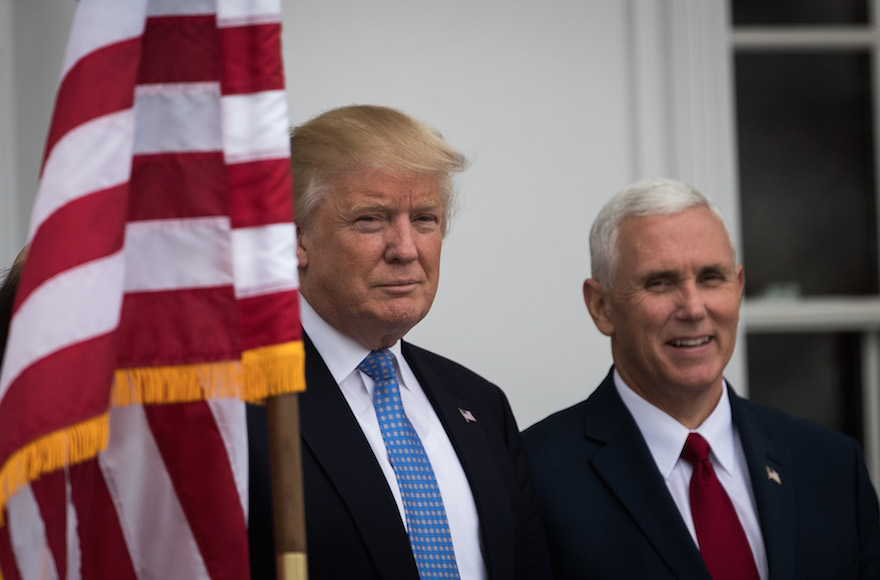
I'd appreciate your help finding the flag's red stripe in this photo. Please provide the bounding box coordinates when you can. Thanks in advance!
[139,15,219,85]
[0,334,115,466]
[30,472,67,579]
[0,511,22,580]
[146,403,249,580]
[228,158,294,228]
[220,23,285,95]
[14,185,128,312]
[42,37,142,173]
[117,288,240,368]
[129,152,228,221]
[70,459,138,579]
[239,289,302,350]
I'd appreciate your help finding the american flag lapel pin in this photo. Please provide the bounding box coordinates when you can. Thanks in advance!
[765,465,782,485]
[458,407,477,423]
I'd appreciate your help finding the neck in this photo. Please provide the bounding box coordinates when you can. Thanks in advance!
[618,373,724,430]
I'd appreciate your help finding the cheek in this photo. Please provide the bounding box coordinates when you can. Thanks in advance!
[420,240,443,268]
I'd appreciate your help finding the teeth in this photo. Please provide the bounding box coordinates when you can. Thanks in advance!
[671,337,709,347]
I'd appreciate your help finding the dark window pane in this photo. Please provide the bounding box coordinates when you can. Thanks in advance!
[732,0,868,26]
[746,333,863,443]
[735,52,878,297]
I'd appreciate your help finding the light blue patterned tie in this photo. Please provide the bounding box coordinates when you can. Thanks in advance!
[358,349,460,579]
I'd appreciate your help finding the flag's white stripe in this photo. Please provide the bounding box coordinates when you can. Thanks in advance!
[60,0,148,81]
[221,90,290,164]
[217,13,282,27]
[65,471,82,580]
[31,110,135,239]
[0,253,125,401]
[7,484,59,580]
[232,223,298,298]
[133,83,222,155]
[147,0,213,17]
[217,0,281,21]
[99,405,210,580]
[206,399,249,519]
[124,217,234,292]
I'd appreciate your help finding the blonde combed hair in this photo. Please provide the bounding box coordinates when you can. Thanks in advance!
[290,105,468,235]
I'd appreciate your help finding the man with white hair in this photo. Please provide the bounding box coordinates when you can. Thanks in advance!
[523,177,880,579]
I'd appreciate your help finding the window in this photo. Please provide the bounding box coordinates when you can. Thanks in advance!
[731,0,880,483]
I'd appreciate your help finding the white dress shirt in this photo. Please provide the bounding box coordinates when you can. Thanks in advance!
[613,370,769,580]
[301,298,487,580]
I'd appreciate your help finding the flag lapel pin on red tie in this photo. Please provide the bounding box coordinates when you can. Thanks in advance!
[766,465,782,485]
[458,408,477,423]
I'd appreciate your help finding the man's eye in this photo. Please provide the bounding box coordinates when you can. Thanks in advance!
[646,279,672,291]
[353,216,383,231]
[700,272,725,285]
[413,215,440,230]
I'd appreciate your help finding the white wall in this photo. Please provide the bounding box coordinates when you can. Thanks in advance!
[1,0,76,267]
[0,0,21,266]
[3,0,739,429]
[281,0,633,428]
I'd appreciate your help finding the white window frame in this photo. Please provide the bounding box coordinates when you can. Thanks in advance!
[731,0,880,484]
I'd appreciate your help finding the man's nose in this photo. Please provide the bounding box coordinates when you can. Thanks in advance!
[384,219,419,262]
[676,281,707,320]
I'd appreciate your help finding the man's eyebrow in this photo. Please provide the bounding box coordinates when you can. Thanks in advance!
[698,263,733,274]
[638,269,678,281]
[411,200,443,212]
[347,200,394,213]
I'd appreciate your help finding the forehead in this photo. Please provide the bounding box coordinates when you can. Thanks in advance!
[332,169,444,206]
[616,207,735,271]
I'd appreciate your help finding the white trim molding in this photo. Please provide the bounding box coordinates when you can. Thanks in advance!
[626,0,746,392]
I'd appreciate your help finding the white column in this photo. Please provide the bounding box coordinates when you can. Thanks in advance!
[626,0,746,392]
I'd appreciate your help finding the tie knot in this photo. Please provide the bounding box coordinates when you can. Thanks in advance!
[682,432,711,464]
[358,349,397,382]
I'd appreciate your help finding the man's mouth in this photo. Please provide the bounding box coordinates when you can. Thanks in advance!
[668,337,711,347]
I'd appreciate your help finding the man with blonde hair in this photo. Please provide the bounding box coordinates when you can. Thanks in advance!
[524,177,880,579]
[248,105,551,579]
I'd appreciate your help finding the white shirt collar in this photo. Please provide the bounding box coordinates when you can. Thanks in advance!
[300,297,407,389]
[613,369,738,480]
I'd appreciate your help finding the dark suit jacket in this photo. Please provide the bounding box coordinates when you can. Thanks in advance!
[522,368,880,579]
[248,335,551,579]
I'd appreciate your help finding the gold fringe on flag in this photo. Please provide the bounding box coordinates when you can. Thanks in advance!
[242,340,306,402]
[111,340,305,407]
[0,413,109,525]
[0,341,304,524]
[112,360,244,406]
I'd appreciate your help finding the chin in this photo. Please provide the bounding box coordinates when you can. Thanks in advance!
[671,370,724,392]
[371,309,425,335]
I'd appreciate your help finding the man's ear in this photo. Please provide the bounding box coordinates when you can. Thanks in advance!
[583,278,614,337]
[296,224,308,269]
[736,263,745,301]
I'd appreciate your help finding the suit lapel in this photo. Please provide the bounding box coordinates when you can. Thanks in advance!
[298,336,418,579]
[587,374,711,579]
[403,343,516,580]
[729,389,796,580]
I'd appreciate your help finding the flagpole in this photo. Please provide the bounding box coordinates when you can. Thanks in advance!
[267,392,308,580]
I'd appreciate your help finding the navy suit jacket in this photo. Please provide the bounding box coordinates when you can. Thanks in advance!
[522,369,880,579]
[248,335,551,579]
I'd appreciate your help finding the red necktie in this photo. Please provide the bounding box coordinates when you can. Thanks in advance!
[681,433,760,580]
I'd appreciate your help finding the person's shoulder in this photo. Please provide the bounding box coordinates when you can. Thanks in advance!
[522,398,589,445]
[736,395,862,456]
[401,341,500,397]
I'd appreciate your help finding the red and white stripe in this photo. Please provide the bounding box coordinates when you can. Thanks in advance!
[0,0,299,577]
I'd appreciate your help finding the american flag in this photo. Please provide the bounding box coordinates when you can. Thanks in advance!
[0,0,303,578]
